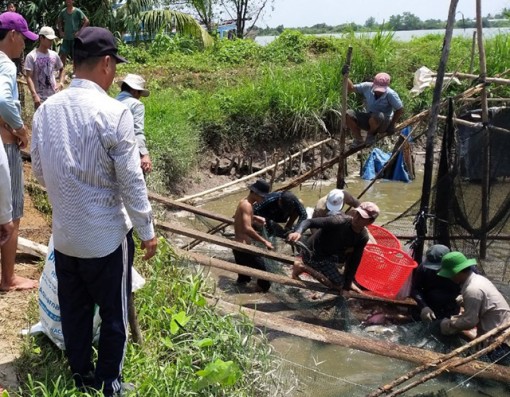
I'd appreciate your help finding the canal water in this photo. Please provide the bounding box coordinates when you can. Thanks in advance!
[194,171,509,397]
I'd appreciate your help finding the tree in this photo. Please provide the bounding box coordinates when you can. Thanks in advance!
[219,0,274,38]
[18,1,211,46]
[364,16,376,29]
[187,0,217,34]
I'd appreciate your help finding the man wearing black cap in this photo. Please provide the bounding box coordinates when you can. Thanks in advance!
[232,179,273,291]
[410,244,461,322]
[31,27,157,396]
[253,190,307,238]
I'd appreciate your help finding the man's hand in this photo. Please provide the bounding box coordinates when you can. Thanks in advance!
[141,236,158,260]
[287,232,301,242]
[0,221,14,246]
[140,154,152,173]
[420,307,436,322]
[33,94,41,109]
[385,123,396,135]
[341,64,350,76]
[264,240,273,250]
[7,124,28,149]
[252,215,266,226]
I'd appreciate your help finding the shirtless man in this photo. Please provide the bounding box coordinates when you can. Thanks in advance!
[232,179,273,292]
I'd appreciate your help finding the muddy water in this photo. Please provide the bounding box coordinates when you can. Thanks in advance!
[198,172,509,397]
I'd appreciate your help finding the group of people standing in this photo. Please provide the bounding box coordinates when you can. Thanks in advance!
[0,4,156,396]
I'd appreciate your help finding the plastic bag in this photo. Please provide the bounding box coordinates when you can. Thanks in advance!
[29,235,146,349]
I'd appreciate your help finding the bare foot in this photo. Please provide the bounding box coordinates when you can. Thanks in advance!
[0,275,39,292]
[345,282,364,294]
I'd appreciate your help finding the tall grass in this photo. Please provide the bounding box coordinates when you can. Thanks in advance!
[13,240,280,396]
[112,30,510,190]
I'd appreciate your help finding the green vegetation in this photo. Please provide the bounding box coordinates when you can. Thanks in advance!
[109,29,510,192]
[13,239,280,396]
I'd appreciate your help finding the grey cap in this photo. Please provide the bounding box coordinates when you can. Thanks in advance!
[422,244,450,270]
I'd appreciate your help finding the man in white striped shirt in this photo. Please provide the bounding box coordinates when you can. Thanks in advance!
[31,27,157,397]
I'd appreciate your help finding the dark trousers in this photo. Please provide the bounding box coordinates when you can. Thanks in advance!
[55,231,134,397]
[232,249,271,291]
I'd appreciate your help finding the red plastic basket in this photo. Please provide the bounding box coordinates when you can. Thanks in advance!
[367,224,401,249]
[355,244,417,299]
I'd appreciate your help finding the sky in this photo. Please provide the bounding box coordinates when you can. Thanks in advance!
[259,0,509,28]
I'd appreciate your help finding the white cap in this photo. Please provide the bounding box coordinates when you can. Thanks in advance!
[38,26,57,40]
[117,74,150,97]
[326,189,344,214]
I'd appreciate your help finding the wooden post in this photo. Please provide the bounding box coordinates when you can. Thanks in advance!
[336,45,353,189]
[414,0,459,263]
[269,152,278,190]
[469,30,476,74]
[299,148,303,175]
[476,0,490,259]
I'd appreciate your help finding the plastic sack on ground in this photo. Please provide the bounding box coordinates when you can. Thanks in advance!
[26,236,145,349]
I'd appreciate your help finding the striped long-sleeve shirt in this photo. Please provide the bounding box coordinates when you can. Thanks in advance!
[31,78,154,258]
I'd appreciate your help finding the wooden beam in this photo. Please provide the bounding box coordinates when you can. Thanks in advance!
[158,221,295,264]
[149,192,234,225]
[175,248,417,306]
[208,297,510,384]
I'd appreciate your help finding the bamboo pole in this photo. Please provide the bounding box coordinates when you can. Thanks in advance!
[414,0,459,263]
[158,221,296,264]
[476,0,490,259]
[175,139,332,203]
[181,221,230,250]
[384,326,510,397]
[177,248,417,306]
[469,31,476,73]
[336,45,353,189]
[149,192,234,224]
[437,115,510,135]
[367,320,510,397]
[208,297,510,384]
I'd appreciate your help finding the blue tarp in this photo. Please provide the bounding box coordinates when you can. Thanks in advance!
[361,127,412,182]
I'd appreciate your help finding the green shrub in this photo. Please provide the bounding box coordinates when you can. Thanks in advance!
[263,30,307,63]
[211,38,261,64]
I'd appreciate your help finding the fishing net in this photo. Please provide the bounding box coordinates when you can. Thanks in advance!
[384,106,510,283]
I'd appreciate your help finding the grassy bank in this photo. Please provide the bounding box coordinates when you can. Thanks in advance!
[12,240,281,396]
[112,30,510,192]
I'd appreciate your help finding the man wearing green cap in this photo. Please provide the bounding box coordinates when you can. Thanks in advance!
[438,251,510,362]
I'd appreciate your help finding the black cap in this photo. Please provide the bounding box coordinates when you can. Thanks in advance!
[249,179,270,197]
[74,27,127,63]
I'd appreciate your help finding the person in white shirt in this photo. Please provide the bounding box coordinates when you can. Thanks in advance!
[25,26,64,109]
[31,27,157,396]
[116,74,152,173]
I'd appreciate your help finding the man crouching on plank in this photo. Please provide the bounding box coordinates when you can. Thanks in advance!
[287,202,379,293]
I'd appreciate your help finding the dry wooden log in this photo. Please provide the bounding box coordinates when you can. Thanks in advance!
[207,297,510,384]
[367,320,510,397]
